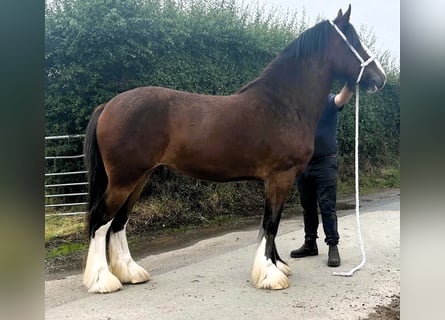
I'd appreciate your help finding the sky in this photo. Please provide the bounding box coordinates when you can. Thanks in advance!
[254,0,400,62]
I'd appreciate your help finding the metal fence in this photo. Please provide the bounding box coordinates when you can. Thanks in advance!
[45,134,88,216]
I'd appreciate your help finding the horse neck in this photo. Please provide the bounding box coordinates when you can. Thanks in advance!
[245,55,334,131]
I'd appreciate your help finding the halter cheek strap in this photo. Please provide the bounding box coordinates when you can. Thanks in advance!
[327,20,376,84]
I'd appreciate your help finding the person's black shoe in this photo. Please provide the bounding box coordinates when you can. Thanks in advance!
[290,240,318,258]
[327,244,341,267]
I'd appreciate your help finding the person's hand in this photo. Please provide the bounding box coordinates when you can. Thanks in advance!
[334,83,354,107]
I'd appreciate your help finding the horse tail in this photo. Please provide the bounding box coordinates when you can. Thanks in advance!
[84,104,107,236]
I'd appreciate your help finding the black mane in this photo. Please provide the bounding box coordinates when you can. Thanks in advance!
[273,19,361,65]
[284,20,330,61]
[237,19,362,93]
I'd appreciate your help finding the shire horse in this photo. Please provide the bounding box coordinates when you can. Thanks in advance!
[83,6,386,293]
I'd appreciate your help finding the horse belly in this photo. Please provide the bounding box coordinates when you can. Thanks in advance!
[162,143,259,182]
[162,134,307,182]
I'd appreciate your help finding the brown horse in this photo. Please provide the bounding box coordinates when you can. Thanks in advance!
[83,5,386,293]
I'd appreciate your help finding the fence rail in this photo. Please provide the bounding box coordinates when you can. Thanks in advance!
[45,134,86,140]
[45,192,88,198]
[45,170,88,177]
[45,182,88,188]
[45,154,84,160]
[45,134,88,216]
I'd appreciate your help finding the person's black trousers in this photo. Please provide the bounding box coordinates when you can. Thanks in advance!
[296,156,339,245]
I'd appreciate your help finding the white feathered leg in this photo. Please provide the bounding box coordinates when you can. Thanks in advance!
[83,220,123,293]
[251,237,289,290]
[277,260,292,276]
[108,225,150,284]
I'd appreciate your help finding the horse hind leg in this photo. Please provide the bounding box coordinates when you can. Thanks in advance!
[83,184,132,293]
[251,171,295,289]
[108,174,152,285]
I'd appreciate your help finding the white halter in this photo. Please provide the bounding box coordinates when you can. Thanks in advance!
[327,20,376,84]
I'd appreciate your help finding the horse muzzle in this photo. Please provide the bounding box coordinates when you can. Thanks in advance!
[361,72,386,93]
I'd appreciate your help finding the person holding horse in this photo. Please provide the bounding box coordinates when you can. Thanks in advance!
[290,83,353,267]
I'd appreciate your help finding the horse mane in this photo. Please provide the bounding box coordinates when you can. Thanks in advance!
[237,19,361,93]
[281,20,331,62]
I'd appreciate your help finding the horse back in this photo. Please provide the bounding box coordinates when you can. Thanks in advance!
[96,86,313,181]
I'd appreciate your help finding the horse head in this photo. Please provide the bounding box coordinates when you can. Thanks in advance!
[328,5,386,92]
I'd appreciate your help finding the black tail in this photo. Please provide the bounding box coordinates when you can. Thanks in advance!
[84,104,107,237]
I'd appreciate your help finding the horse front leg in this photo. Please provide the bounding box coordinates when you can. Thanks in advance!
[252,171,295,289]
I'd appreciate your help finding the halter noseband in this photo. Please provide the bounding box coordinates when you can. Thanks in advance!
[327,20,376,84]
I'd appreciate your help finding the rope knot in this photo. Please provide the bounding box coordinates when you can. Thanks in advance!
[361,56,375,67]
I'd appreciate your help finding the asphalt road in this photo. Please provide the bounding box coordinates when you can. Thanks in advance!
[45,190,399,320]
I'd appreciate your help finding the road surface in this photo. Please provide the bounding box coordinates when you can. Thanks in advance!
[45,190,399,319]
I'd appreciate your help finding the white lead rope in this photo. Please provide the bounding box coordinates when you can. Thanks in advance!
[332,84,366,277]
[326,19,375,277]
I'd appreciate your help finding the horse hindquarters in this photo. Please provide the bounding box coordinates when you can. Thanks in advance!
[251,170,295,289]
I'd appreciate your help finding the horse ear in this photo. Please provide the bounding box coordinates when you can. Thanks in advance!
[343,4,351,22]
[334,5,351,25]
[336,9,343,20]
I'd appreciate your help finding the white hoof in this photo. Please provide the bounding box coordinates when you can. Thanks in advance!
[85,268,123,293]
[251,237,289,290]
[110,259,150,284]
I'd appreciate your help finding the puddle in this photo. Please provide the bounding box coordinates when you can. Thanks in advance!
[336,202,356,211]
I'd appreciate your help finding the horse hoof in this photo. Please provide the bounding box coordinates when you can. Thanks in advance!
[257,277,289,290]
[252,262,289,290]
[251,256,290,290]
[110,260,150,284]
[85,268,123,294]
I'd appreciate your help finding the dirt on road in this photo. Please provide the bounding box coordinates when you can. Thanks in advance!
[361,294,399,320]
